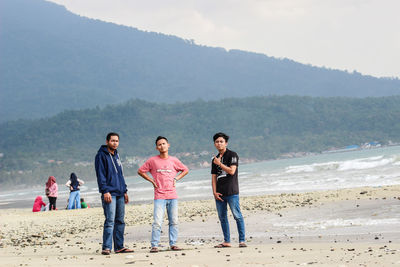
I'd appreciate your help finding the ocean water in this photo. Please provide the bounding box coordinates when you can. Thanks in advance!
[1,145,400,209]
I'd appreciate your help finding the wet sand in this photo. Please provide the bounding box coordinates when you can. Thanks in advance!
[0,185,399,266]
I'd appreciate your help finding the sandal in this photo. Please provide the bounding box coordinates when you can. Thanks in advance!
[214,243,231,248]
[115,247,134,253]
[101,249,111,255]
[150,247,159,253]
[170,245,182,251]
[239,242,247,248]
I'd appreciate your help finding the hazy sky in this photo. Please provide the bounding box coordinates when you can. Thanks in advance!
[48,0,399,78]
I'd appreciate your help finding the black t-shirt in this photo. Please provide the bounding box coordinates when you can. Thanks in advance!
[211,149,239,196]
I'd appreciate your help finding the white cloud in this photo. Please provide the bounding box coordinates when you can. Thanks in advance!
[48,0,399,77]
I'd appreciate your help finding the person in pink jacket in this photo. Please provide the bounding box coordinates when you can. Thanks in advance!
[32,196,46,212]
[45,176,58,210]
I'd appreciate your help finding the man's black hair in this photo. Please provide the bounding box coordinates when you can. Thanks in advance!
[106,132,119,141]
[213,132,229,142]
[155,136,168,145]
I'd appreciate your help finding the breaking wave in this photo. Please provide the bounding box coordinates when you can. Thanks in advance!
[285,155,400,174]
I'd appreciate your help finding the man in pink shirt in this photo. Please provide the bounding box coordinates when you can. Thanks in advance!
[138,136,189,253]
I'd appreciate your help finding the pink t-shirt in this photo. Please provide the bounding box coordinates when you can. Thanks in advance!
[139,155,188,200]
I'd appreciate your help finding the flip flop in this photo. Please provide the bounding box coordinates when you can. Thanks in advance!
[150,247,159,253]
[101,249,111,255]
[239,243,247,248]
[214,243,231,248]
[170,245,182,251]
[115,247,134,253]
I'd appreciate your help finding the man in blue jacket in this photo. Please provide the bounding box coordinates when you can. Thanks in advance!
[95,132,133,255]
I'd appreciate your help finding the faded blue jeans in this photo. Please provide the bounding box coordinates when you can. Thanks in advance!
[101,195,125,251]
[151,199,178,248]
[68,190,81,209]
[215,194,245,243]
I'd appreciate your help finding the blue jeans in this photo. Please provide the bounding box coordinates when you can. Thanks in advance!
[68,190,81,209]
[215,194,245,243]
[151,199,178,247]
[102,195,126,251]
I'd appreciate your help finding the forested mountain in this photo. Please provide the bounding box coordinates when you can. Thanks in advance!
[1,96,400,187]
[1,0,400,122]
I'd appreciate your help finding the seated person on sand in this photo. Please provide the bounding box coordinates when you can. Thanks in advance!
[80,198,89,208]
[32,196,48,212]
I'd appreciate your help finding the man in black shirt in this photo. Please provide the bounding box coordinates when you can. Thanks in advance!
[211,132,246,248]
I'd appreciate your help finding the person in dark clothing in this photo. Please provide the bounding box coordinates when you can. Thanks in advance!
[211,132,246,248]
[95,132,133,255]
[65,173,84,209]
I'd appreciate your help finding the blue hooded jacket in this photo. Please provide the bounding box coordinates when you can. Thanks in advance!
[95,145,127,196]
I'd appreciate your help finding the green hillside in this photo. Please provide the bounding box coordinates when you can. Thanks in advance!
[1,0,400,122]
[1,96,400,187]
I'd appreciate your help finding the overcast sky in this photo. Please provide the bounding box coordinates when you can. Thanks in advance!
[48,0,399,78]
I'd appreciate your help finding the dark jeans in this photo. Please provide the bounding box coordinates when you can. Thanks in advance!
[101,195,126,251]
[215,194,245,243]
[48,196,57,210]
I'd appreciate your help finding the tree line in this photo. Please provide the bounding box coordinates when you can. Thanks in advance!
[1,96,400,187]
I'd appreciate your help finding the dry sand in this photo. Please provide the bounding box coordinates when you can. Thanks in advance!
[1,185,399,266]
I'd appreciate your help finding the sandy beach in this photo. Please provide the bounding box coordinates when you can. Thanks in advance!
[1,185,400,266]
